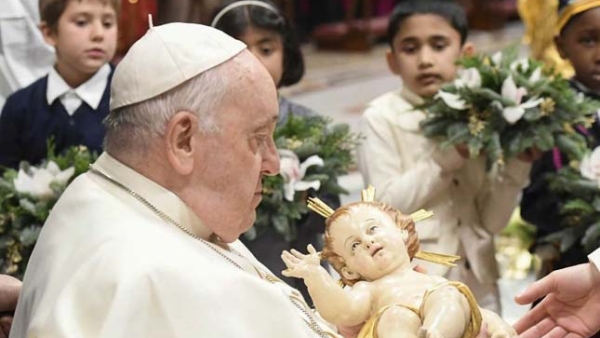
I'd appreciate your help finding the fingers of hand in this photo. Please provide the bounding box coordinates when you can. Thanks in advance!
[281,250,300,268]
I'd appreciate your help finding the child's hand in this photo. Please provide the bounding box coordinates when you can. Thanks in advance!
[432,147,467,172]
[454,144,470,159]
[281,244,322,279]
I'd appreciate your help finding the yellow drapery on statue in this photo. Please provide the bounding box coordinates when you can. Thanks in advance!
[518,0,574,78]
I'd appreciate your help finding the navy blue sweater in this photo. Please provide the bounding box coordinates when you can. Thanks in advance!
[0,69,113,169]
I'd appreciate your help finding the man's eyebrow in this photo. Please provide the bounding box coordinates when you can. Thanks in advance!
[253,115,279,131]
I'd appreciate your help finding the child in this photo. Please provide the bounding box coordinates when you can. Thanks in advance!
[281,187,517,338]
[357,0,533,312]
[211,0,341,305]
[0,0,119,169]
[521,0,600,289]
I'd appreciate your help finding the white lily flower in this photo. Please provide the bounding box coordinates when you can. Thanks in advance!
[528,67,543,83]
[580,147,600,182]
[510,59,529,73]
[455,68,482,89]
[13,161,75,200]
[278,150,324,202]
[501,76,544,124]
[491,52,503,66]
[436,91,468,110]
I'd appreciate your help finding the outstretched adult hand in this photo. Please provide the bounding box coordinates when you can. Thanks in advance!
[513,263,600,338]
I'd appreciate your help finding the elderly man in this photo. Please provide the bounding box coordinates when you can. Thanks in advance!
[10,23,340,338]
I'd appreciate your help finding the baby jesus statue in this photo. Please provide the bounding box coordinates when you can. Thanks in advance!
[281,186,516,338]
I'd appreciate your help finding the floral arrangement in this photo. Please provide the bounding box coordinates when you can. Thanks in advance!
[247,115,360,242]
[420,47,600,170]
[0,144,97,278]
[544,146,600,255]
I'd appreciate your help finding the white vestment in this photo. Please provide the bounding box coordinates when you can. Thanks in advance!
[10,153,340,338]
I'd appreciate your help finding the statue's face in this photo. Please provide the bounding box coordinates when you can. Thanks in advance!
[329,204,411,282]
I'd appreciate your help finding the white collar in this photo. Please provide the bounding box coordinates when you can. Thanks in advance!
[46,63,110,110]
[93,152,213,240]
[400,85,425,106]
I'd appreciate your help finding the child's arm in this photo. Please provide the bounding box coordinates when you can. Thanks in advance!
[476,157,531,234]
[281,245,371,327]
[358,107,465,212]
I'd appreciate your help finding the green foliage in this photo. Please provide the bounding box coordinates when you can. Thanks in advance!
[419,46,600,170]
[247,115,361,242]
[545,165,600,254]
[0,144,97,278]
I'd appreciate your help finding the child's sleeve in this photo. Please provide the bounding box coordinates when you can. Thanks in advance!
[357,106,459,212]
[0,93,25,169]
[476,157,532,234]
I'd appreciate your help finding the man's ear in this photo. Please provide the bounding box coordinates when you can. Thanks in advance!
[554,35,568,59]
[340,266,361,282]
[461,42,475,57]
[39,21,57,47]
[386,49,401,75]
[165,111,199,176]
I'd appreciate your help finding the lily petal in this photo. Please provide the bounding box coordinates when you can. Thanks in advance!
[510,59,529,73]
[293,180,321,193]
[529,67,542,83]
[298,155,324,177]
[436,91,468,110]
[54,167,75,185]
[503,106,526,124]
[520,97,544,110]
[491,52,502,65]
[501,76,519,103]
[283,178,297,202]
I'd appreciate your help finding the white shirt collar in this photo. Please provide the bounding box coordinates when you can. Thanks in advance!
[46,63,110,114]
[400,85,425,106]
[93,152,213,241]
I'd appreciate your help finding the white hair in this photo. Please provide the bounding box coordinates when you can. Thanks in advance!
[104,60,232,156]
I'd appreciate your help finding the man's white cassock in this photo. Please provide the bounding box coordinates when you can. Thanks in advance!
[10,153,340,338]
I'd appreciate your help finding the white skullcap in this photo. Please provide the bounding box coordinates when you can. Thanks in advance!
[110,22,246,111]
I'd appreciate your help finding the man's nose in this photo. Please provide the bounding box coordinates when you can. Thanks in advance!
[262,138,280,176]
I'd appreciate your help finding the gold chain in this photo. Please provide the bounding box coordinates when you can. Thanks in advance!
[88,166,334,338]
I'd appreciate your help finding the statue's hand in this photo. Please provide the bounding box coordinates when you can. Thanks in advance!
[281,244,321,279]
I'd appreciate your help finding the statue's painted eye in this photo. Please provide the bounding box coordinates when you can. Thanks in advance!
[351,242,360,251]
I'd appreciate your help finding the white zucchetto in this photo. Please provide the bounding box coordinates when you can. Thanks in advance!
[110,23,246,111]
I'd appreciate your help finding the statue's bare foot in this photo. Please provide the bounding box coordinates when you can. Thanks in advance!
[418,327,444,338]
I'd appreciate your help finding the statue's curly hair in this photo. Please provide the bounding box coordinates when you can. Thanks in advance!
[321,201,420,286]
